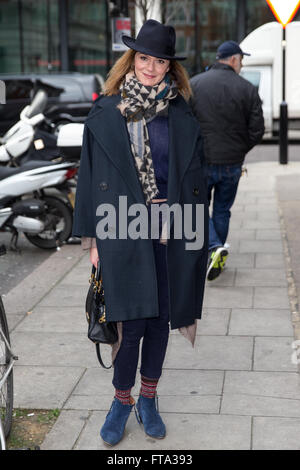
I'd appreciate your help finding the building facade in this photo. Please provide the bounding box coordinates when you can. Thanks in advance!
[0,0,299,78]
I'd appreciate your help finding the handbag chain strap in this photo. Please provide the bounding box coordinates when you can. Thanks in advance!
[89,263,106,323]
[89,264,103,293]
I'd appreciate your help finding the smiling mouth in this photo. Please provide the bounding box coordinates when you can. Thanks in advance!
[144,73,156,79]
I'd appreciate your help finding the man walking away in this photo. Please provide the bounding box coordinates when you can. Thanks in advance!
[190,40,264,281]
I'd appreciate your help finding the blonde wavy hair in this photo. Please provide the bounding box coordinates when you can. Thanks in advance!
[103,49,192,102]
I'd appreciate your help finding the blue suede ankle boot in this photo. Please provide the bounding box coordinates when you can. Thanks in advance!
[100,397,135,446]
[136,394,166,439]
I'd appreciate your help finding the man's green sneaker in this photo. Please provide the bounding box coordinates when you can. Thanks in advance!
[207,246,228,281]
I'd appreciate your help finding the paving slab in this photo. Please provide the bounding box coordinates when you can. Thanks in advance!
[253,336,298,372]
[10,331,102,367]
[253,417,300,450]
[163,334,253,371]
[205,268,235,287]
[170,309,230,336]
[235,268,287,287]
[192,309,230,335]
[228,309,293,336]
[204,286,253,308]
[239,240,283,254]
[253,287,290,309]
[256,229,282,240]
[6,313,26,331]
[227,229,255,240]
[235,195,257,204]
[228,219,242,229]
[230,204,244,213]
[13,365,85,409]
[13,307,86,333]
[41,410,90,451]
[37,285,87,308]
[59,267,90,286]
[64,394,221,415]
[242,220,280,230]
[231,211,257,221]
[255,253,285,269]
[221,393,300,418]
[71,368,224,398]
[2,245,84,316]
[226,253,255,268]
[65,369,224,414]
[223,371,300,400]
[76,254,91,268]
[72,411,252,450]
[256,211,279,222]
[244,203,278,212]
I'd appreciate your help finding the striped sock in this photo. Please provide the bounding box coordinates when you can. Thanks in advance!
[140,376,159,399]
[114,388,132,405]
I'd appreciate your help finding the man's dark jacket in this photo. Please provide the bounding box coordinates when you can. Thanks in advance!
[190,62,265,165]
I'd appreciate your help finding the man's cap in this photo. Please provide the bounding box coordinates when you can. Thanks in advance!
[216,40,250,60]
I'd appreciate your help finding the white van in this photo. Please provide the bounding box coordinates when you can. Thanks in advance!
[240,21,300,138]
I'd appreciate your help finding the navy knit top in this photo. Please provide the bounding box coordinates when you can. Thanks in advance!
[146,115,169,199]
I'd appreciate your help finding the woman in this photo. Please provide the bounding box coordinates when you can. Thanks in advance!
[73,19,208,446]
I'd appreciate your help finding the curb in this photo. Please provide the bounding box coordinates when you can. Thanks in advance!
[276,175,300,374]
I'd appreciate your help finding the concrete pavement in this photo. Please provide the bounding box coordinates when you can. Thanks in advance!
[3,160,300,450]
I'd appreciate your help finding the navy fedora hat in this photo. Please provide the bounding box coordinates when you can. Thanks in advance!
[122,19,186,61]
[216,40,250,60]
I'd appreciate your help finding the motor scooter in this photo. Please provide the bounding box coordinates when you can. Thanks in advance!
[0,83,83,167]
[0,159,77,250]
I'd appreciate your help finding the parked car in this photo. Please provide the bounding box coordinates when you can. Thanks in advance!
[0,73,104,135]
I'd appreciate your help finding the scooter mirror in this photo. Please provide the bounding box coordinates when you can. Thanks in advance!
[25,89,48,119]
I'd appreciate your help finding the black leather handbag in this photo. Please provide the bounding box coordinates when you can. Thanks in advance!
[85,262,118,369]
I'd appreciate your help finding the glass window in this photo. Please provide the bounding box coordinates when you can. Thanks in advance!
[5,79,33,100]
[246,0,275,35]
[164,0,237,76]
[21,0,59,73]
[240,70,261,90]
[0,0,60,74]
[0,0,21,73]
[68,0,108,76]
[197,0,237,71]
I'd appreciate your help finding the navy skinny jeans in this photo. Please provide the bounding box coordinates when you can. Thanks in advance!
[112,240,170,390]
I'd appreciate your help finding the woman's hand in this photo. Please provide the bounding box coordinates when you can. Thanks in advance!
[90,246,99,268]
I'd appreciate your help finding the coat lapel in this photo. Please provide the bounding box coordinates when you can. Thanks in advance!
[86,95,145,204]
[167,96,200,206]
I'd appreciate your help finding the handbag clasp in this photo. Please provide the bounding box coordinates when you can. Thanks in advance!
[98,311,106,323]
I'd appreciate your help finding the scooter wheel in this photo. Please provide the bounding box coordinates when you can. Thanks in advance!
[24,195,73,249]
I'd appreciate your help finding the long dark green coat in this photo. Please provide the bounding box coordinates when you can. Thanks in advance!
[73,93,208,329]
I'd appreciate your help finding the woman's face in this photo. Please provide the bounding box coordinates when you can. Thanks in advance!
[134,52,170,87]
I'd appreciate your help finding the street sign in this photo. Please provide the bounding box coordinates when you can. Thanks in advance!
[266,0,300,27]
[112,17,131,52]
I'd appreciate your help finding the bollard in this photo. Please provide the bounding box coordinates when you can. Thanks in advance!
[279,101,288,164]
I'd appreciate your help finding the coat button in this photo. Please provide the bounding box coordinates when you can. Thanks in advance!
[193,187,199,196]
[100,181,108,191]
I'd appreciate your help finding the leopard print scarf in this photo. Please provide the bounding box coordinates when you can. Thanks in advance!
[118,71,178,205]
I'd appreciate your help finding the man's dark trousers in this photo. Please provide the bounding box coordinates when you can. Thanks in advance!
[207,163,242,250]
